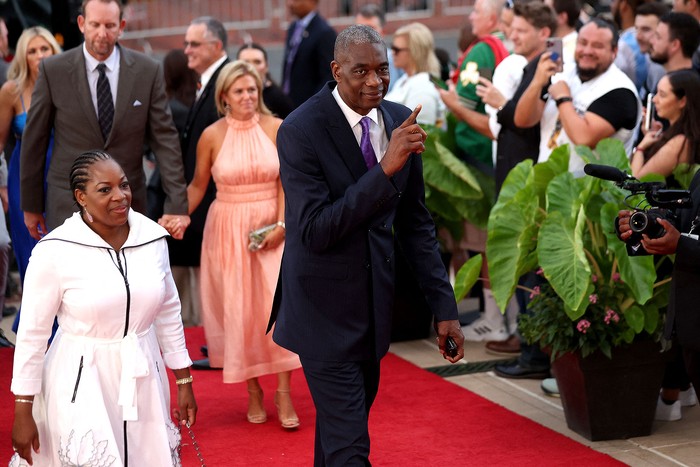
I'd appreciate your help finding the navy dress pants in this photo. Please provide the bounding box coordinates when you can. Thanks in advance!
[300,356,380,467]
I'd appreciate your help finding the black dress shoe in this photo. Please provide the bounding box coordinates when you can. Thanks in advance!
[191,358,221,370]
[2,306,18,318]
[494,362,549,380]
[200,345,208,357]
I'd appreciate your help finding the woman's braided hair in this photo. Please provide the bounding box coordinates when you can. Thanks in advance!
[70,150,113,203]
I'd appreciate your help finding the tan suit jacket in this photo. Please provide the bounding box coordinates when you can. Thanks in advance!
[20,45,187,229]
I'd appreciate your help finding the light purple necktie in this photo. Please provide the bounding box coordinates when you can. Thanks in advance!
[360,117,377,170]
[283,21,305,95]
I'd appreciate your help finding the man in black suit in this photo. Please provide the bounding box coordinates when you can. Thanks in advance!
[617,170,700,403]
[171,17,228,342]
[281,0,337,108]
[270,25,464,465]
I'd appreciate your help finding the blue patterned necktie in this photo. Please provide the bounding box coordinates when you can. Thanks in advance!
[96,63,114,141]
[282,21,305,95]
[360,117,377,170]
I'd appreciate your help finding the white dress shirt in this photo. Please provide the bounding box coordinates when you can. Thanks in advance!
[83,43,120,117]
[332,86,389,165]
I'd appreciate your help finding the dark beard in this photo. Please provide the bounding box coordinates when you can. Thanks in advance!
[576,64,602,82]
[650,51,669,65]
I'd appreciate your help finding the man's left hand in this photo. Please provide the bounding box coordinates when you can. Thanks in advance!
[435,319,465,363]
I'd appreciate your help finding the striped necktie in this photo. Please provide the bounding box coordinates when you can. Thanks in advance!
[96,63,114,141]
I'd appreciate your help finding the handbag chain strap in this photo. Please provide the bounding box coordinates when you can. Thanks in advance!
[179,421,206,466]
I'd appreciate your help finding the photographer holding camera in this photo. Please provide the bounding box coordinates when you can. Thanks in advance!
[617,169,700,417]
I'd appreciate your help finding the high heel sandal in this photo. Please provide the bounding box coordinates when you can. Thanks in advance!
[247,388,267,424]
[275,389,300,429]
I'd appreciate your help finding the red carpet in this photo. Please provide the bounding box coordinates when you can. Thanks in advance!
[2,327,625,466]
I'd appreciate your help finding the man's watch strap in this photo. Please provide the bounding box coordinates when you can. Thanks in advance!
[555,96,573,107]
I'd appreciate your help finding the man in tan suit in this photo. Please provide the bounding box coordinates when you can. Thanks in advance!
[20,0,189,237]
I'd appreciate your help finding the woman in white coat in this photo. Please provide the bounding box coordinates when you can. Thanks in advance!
[10,151,197,466]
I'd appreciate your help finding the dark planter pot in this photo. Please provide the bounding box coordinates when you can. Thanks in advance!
[552,339,665,441]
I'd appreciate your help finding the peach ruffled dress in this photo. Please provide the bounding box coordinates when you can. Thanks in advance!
[200,113,300,383]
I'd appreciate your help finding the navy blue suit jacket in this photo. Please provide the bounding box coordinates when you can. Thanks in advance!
[281,14,336,108]
[270,83,458,362]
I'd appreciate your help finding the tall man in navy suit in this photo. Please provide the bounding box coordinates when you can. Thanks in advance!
[281,0,337,108]
[270,25,465,466]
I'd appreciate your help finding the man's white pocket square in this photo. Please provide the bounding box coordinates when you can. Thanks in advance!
[133,100,142,107]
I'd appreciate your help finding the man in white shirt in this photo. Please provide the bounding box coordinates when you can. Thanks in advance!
[514,18,641,175]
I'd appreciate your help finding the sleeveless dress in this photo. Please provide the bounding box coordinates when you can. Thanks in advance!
[10,96,54,334]
[200,113,300,383]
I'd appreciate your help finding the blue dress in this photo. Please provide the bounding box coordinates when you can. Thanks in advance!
[10,96,53,333]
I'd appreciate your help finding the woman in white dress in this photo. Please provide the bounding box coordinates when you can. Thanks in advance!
[10,151,197,466]
[384,22,446,126]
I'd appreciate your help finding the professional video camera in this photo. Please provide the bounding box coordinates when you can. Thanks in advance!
[583,164,692,242]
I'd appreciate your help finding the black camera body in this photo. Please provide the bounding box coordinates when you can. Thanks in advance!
[629,207,675,239]
[624,183,691,240]
[583,164,693,254]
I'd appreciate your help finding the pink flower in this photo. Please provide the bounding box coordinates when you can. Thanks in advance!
[604,309,620,324]
[529,286,541,299]
[577,320,591,334]
[536,268,544,276]
[591,275,598,283]
[589,294,598,304]
[612,272,621,282]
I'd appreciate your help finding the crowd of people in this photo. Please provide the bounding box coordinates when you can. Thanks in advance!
[3,0,700,464]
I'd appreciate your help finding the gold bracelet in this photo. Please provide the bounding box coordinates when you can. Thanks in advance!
[176,375,193,385]
[15,398,34,404]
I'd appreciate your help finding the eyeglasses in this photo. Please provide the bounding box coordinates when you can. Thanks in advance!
[390,45,407,54]
[183,40,217,49]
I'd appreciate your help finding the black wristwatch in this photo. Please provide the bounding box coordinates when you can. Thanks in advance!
[555,96,573,107]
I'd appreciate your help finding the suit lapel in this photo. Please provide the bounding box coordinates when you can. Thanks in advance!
[320,86,368,182]
[379,104,400,140]
[186,58,229,128]
[69,49,103,141]
[111,45,136,145]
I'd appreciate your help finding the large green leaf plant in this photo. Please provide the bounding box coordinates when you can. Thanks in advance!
[456,139,676,359]
[422,118,495,240]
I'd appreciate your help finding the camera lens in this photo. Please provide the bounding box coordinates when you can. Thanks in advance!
[629,211,648,233]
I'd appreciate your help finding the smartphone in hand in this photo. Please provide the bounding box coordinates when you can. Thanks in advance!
[546,38,563,73]
[478,67,494,82]
[430,74,449,90]
[445,336,458,358]
[644,93,654,132]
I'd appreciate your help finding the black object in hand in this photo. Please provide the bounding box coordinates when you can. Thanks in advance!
[445,336,458,358]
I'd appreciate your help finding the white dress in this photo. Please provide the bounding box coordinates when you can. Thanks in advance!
[10,210,192,467]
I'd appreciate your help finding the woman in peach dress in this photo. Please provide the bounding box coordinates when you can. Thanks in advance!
[186,60,301,429]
